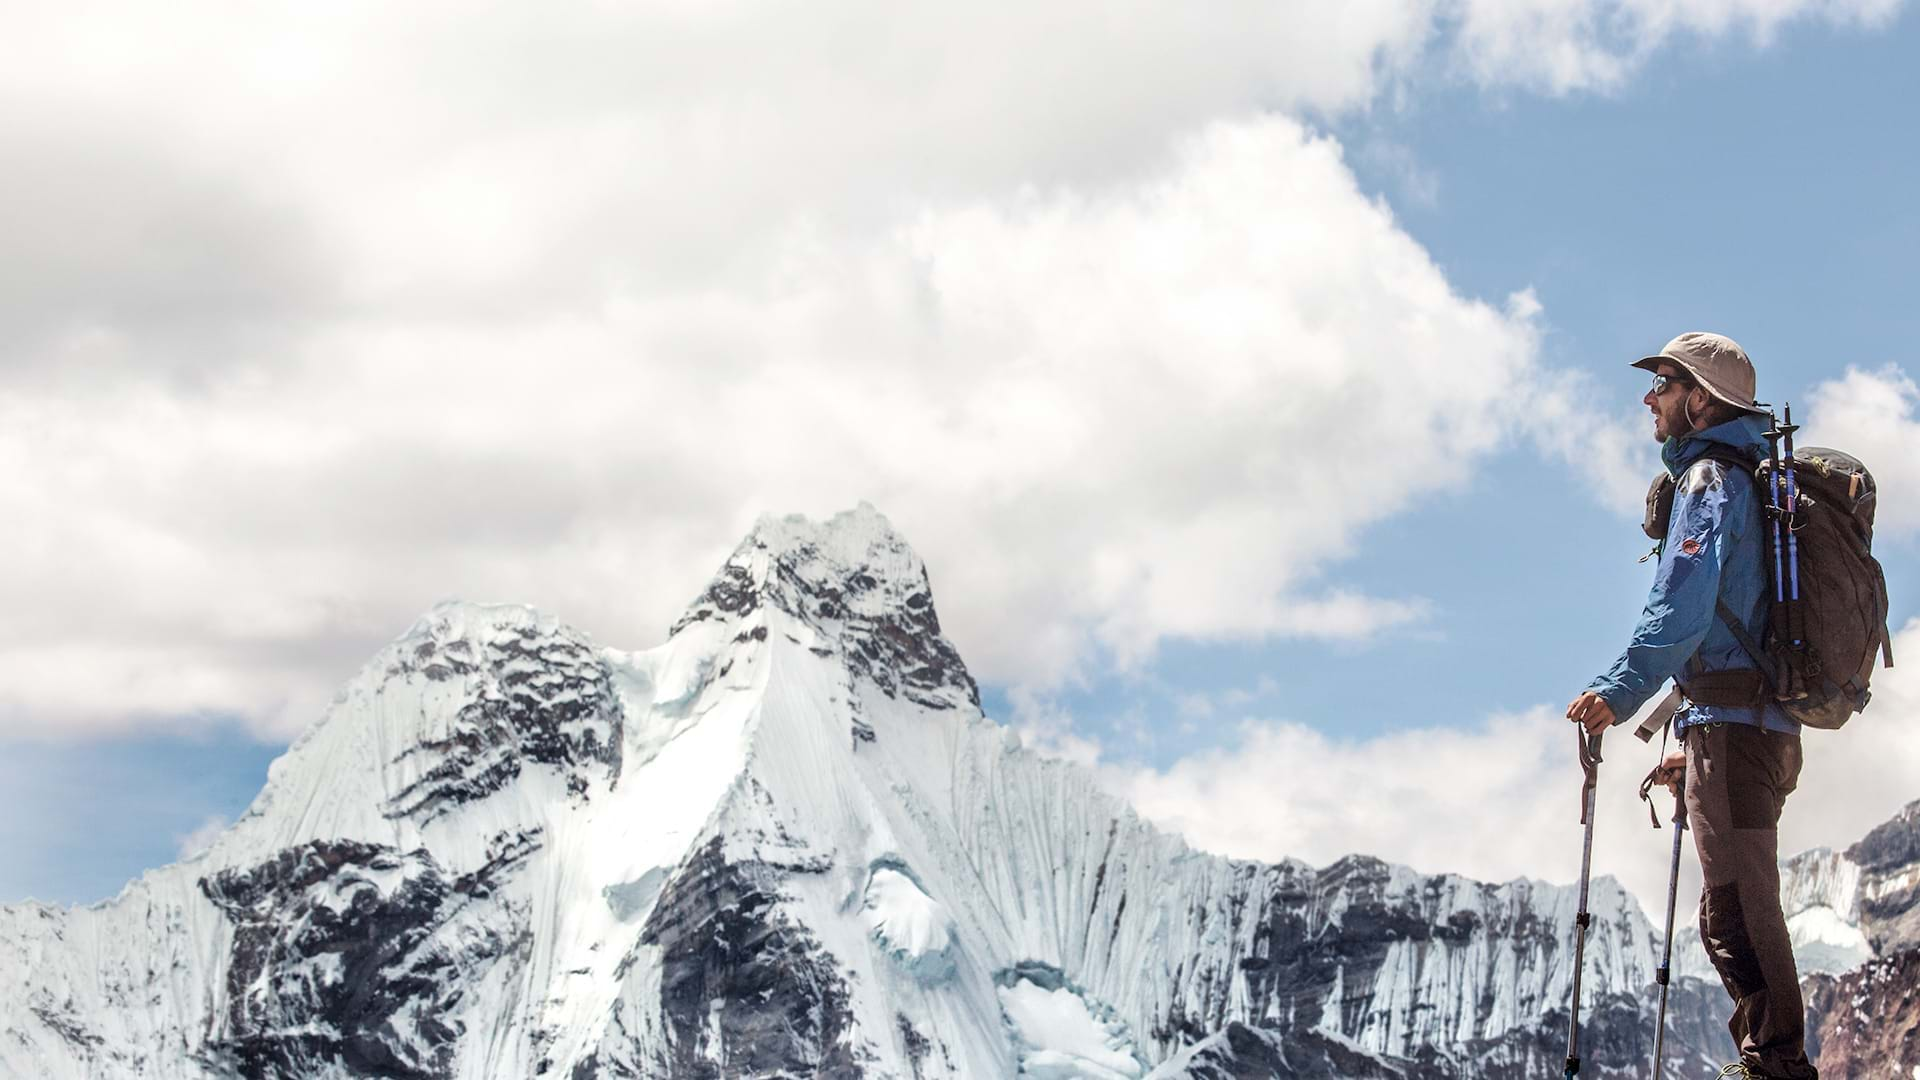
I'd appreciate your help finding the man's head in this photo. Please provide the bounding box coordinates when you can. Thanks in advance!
[1631,332,1764,442]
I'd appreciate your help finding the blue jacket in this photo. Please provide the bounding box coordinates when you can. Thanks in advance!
[1588,415,1799,736]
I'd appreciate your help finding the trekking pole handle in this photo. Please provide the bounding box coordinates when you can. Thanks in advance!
[1576,729,1603,822]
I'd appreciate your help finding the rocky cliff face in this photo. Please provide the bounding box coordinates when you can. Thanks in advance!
[1848,800,1920,958]
[1804,946,1920,1076]
[0,506,1910,1079]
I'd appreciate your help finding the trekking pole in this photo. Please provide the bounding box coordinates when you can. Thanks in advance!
[1782,403,1801,614]
[1640,763,1687,1079]
[1763,411,1787,614]
[1565,728,1604,1079]
[1780,403,1809,694]
[1762,410,1800,699]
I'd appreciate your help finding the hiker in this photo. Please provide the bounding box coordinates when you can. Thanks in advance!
[1563,333,1818,1080]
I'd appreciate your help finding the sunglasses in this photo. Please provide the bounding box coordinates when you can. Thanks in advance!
[1650,373,1695,395]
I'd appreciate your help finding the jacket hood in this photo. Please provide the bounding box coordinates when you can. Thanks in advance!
[1663,413,1769,477]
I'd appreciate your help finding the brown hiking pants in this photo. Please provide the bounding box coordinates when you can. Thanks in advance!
[1683,721,1817,1079]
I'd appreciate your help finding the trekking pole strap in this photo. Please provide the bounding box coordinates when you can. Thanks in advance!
[1638,765,1663,829]
[1635,685,1686,742]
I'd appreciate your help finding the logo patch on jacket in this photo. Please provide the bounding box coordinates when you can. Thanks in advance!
[1680,536,1703,556]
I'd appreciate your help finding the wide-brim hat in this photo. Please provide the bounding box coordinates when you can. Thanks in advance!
[1630,332,1766,414]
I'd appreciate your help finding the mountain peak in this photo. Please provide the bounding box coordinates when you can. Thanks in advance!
[672,503,979,711]
[297,598,626,827]
[745,502,913,577]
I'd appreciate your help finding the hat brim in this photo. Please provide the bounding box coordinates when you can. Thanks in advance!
[1630,354,1766,414]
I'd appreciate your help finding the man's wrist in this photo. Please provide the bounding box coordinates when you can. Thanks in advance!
[1591,687,1630,724]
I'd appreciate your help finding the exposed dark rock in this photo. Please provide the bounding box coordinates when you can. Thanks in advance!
[896,1013,932,1080]
[382,614,623,823]
[27,1000,103,1057]
[668,516,982,716]
[196,831,538,1079]
[636,837,870,1079]
[1847,799,1920,873]
[1848,799,1920,953]
[1804,945,1920,1075]
[1158,981,1730,1080]
[1161,1021,1422,1079]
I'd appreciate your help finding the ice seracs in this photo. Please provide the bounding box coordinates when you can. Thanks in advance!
[998,969,1145,1080]
[863,864,957,982]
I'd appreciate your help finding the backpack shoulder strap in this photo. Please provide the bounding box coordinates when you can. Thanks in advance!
[1692,444,1774,684]
[1714,597,1778,692]
[1695,446,1761,482]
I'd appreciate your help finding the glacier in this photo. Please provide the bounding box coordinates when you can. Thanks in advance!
[2,504,1909,1078]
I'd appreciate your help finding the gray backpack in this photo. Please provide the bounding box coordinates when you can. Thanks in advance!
[1761,447,1895,727]
[1637,444,1893,736]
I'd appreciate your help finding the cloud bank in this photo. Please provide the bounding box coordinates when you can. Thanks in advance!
[2,0,1903,737]
[1076,619,1920,920]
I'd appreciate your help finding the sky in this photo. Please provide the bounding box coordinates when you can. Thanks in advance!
[4,0,1919,921]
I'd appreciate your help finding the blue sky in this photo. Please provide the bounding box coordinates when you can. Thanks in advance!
[994,11,1920,761]
[5,3,1920,909]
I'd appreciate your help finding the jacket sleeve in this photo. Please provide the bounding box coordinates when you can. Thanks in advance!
[1587,464,1735,720]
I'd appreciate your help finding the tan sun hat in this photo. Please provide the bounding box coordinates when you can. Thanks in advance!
[1630,332,1767,414]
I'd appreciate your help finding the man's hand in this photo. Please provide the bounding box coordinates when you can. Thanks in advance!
[1565,691,1616,736]
[1653,747,1686,798]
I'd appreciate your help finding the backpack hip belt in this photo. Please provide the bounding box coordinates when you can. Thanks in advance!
[1675,669,1769,707]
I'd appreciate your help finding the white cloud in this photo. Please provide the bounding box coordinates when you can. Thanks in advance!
[1447,0,1905,93]
[1009,688,1109,771]
[1101,620,1920,921]
[1790,617,1920,856]
[1803,366,1920,538]
[0,1,1901,739]
[174,815,228,860]
[1518,361,1663,519]
[1115,707,1689,914]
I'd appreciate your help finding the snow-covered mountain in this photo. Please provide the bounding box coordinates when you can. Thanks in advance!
[1784,799,1920,965]
[1,506,1910,1078]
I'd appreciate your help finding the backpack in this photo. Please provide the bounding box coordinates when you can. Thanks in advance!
[1636,439,1893,735]
[1760,446,1895,727]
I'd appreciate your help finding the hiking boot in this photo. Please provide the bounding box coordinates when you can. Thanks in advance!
[1716,1064,1778,1079]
